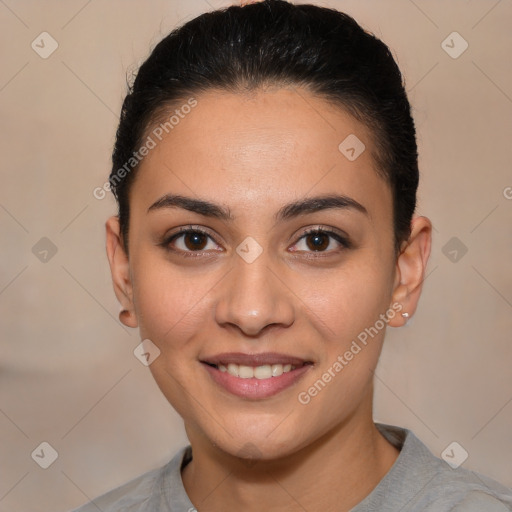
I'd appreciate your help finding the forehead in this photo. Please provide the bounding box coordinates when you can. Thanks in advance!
[130,87,391,221]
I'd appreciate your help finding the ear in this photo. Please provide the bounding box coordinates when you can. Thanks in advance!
[105,216,138,328]
[388,216,432,327]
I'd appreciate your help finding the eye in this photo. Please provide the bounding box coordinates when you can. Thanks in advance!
[290,228,350,253]
[163,227,222,255]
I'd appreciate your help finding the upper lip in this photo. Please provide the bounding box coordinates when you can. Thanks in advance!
[201,352,311,367]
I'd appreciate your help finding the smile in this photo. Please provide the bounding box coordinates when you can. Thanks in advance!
[208,362,302,379]
[201,353,313,399]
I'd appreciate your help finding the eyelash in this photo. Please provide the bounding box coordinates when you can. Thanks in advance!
[160,225,351,258]
[297,227,351,255]
[161,226,219,259]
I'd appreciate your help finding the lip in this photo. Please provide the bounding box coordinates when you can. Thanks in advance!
[200,352,313,400]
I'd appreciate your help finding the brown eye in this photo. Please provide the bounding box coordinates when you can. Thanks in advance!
[164,228,222,254]
[290,228,350,254]
[305,232,330,251]
[183,232,208,250]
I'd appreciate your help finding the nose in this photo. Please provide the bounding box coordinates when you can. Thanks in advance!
[214,250,295,337]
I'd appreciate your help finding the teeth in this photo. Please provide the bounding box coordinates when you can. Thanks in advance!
[227,363,239,377]
[217,363,297,379]
[254,365,272,379]
[271,364,283,377]
[238,365,254,379]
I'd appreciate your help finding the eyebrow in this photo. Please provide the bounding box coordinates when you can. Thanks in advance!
[147,194,233,220]
[147,193,368,221]
[277,194,368,221]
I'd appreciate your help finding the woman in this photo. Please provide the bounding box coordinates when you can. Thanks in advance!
[73,1,512,510]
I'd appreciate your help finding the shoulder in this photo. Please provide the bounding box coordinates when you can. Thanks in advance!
[367,424,512,512]
[70,465,163,512]
[70,446,192,512]
[448,490,512,511]
[420,469,512,511]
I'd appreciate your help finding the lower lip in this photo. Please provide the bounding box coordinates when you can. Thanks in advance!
[202,363,312,399]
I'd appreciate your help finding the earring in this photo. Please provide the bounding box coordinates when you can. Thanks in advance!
[401,312,409,319]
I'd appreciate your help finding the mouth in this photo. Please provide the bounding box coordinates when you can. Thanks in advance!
[203,361,311,379]
[200,352,314,399]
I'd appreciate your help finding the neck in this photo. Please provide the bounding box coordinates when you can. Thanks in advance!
[181,414,399,511]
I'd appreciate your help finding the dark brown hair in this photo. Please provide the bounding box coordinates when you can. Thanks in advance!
[110,0,418,254]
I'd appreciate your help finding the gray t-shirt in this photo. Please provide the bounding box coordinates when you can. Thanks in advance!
[72,423,512,511]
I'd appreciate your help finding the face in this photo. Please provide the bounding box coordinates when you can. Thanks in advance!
[108,87,419,460]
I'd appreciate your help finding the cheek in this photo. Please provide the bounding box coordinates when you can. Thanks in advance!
[295,253,395,406]
[131,253,217,347]
[292,267,391,428]
[129,256,218,420]
[298,257,394,345]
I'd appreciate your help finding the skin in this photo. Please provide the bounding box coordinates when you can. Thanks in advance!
[106,87,432,511]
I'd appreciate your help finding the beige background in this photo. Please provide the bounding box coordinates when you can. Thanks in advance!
[1,1,511,510]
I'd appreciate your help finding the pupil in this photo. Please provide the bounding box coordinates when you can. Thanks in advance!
[307,233,328,251]
[185,233,207,250]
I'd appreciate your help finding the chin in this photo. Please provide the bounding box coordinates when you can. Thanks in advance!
[197,417,309,462]
[221,436,303,462]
